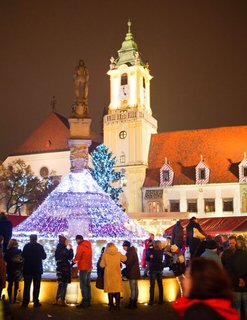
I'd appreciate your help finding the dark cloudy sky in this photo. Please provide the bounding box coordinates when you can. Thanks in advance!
[0,0,247,160]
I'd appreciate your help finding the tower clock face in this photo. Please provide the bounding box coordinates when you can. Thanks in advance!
[119,85,129,99]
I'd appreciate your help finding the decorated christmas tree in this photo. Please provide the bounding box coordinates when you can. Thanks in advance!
[90,144,124,205]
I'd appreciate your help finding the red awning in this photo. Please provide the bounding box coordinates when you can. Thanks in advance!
[7,215,28,227]
[165,216,247,236]
[233,220,247,233]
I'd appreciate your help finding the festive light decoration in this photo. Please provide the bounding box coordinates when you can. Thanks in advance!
[90,144,124,205]
[14,170,148,271]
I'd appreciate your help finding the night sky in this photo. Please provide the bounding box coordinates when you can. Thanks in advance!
[0,1,247,160]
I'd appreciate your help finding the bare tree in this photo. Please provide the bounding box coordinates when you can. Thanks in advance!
[0,159,58,215]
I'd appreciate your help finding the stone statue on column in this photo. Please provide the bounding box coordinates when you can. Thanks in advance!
[71,59,89,118]
[69,60,92,172]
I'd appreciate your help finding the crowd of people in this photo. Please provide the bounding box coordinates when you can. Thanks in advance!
[0,212,246,320]
[165,217,247,319]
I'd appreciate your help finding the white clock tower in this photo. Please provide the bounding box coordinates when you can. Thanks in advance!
[104,21,158,213]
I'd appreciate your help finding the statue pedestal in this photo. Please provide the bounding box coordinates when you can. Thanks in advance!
[69,118,92,139]
[68,139,92,172]
[68,117,92,172]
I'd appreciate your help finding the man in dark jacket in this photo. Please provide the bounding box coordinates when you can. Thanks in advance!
[186,217,206,258]
[122,240,140,309]
[146,240,164,306]
[171,220,184,249]
[222,236,247,318]
[22,234,46,307]
[0,212,12,253]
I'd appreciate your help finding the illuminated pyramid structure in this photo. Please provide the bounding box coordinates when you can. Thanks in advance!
[14,59,148,240]
[14,169,147,239]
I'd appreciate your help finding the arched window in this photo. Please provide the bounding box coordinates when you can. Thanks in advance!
[120,152,126,163]
[143,77,146,88]
[121,73,128,86]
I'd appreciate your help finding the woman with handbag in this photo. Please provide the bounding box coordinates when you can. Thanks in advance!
[4,239,23,303]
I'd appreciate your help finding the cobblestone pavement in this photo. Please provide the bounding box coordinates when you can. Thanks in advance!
[7,301,180,320]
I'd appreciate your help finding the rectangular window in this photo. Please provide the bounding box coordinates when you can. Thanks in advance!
[187,199,198,213]
[223,199,233,212]
[205,199,215,212]
[170,200,180,212]
[244,167,247,177]
[156,202,160,213]
[199,168,206,180]
[162,170,170,182]
[148,201,160,213]
[120,154,125,163]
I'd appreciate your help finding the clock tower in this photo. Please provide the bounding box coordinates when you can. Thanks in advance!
[104,20,158,213]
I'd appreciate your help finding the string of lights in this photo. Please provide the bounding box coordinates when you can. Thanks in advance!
[13,170,148,271]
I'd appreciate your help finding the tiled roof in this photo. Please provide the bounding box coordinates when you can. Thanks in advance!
[144,125,247,187]
[13,112,102,155]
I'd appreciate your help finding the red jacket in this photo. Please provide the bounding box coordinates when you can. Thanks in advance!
[172,297,239,320]
[74,240,92,271]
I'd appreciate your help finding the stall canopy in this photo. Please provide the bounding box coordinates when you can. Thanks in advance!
[165,216,247,236]
[7,215,28,227]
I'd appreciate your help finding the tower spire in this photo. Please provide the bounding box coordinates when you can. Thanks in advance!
[128,19,131,33]
[114,20,144,67]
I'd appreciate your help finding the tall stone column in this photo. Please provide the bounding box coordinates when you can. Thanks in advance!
[68,60,92,172]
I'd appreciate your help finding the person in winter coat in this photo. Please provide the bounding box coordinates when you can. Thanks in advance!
[0,244,6,299]
[73,235,92,308]
[201,239,222,265]
[4,239,23,303]
[172,220,184,249]
[146,240,164,306]
[186,217,206,258]
[0,212,12,253]
[223,240,247,319]
[96,247,105,290]
[53,235,73,306]
[141,233,154,277]
[122,240,140,309]
[100,242,127,311]
[172,257,239,320]
[163,236,173,269]
[22,234,47,307]
[170,244,185,296]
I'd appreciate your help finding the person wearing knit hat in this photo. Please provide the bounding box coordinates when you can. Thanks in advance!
[122,240,140,309]
[201,240,221,265]
[53,235,73,306]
